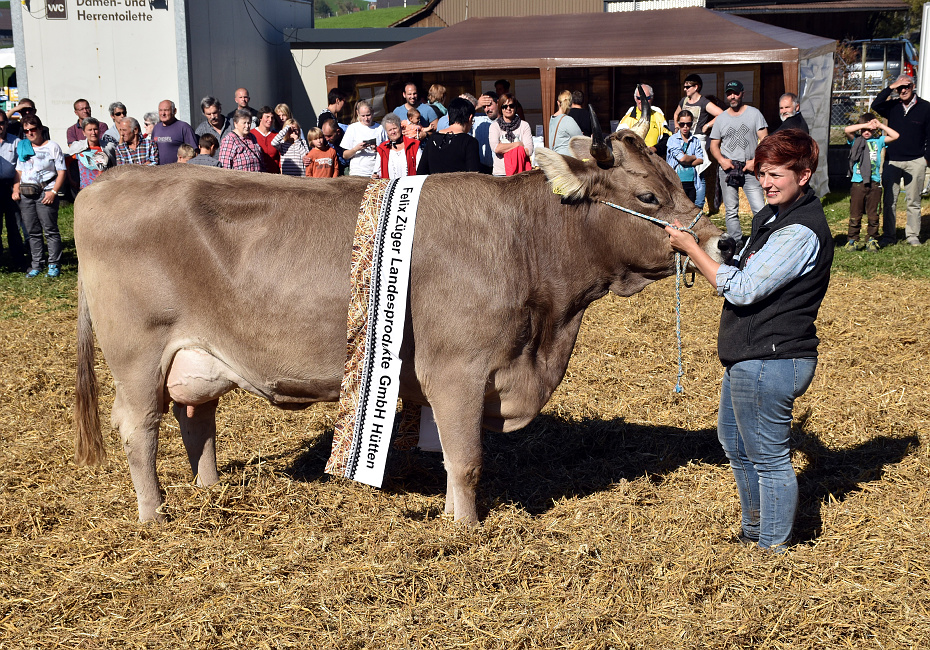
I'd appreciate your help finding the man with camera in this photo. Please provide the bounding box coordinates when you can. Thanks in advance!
[709,80,769,243]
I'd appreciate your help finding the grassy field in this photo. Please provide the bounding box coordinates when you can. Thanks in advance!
[1,190,929,647]
[315,5,423,28]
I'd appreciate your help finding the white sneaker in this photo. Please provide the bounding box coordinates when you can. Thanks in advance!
[906,236,921,247]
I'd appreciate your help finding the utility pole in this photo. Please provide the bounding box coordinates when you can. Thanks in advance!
[920,3,930,96]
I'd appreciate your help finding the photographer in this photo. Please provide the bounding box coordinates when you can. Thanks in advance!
[709,80,768,243]
[341,101,386,178]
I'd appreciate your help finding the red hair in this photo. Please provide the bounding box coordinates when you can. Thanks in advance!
[754,128,818,177]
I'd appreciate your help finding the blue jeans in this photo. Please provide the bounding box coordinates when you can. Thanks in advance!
[718,358,817,551]
[694,179,706,212]
[718,167,766,240]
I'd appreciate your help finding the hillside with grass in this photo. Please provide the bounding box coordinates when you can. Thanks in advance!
[315,4,423,28]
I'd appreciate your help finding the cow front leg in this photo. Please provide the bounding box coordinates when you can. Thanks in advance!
[172,399,220,486]
[112,391,164,522]
[431,401,483,524]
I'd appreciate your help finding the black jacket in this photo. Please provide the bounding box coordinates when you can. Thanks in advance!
[718,188,833,366]
[871,87,930,162]
[774,112,809,134]
[416,132,480,175]
[568,107,593,137]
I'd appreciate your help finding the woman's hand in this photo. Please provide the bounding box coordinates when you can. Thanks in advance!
[665,221,700,256]
[665,220,721,289]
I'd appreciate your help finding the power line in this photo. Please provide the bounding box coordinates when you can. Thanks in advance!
[240,0,289,46]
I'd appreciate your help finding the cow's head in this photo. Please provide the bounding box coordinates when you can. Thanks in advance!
[535,122,723,296]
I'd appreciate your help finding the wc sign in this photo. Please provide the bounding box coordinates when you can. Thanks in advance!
[46,0,67,19]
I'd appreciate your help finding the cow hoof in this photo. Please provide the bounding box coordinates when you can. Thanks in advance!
[139,503,168,524]
[454,513,479,527]
[194,472,220,488]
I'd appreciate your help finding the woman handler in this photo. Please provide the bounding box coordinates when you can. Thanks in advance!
[666,129,833,552]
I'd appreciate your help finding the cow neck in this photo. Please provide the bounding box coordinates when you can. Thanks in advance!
[519,194,612,334]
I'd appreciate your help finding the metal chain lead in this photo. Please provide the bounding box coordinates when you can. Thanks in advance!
[598,201,703,393]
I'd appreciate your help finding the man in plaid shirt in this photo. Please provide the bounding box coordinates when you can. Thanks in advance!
[115,117,158,166]
[218,110,264,172]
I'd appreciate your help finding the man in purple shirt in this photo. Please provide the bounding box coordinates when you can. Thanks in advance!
[67,99,109,146]
[151,100,197,165]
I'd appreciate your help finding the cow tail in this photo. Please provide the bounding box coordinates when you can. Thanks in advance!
[74,273,105,466]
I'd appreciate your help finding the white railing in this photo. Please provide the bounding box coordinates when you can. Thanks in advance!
[604,0,705,11]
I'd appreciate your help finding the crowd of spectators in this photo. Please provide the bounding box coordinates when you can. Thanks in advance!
[0,73,924,276]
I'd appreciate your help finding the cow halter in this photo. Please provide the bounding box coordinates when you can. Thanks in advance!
[598,200,704,393]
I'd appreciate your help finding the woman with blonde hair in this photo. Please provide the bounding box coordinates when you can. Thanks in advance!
[341,100,386,177]
[274,103,305,139]
[548,90,582,155]
[428,84,448,116]
[272,118,311,176]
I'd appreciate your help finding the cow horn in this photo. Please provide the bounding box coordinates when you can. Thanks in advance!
[631,84,651,141]
[588,104,614,169]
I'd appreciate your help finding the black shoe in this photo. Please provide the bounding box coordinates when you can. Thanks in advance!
[736,531,759,547]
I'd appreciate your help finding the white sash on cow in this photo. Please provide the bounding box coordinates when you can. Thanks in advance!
[341,175,426,487]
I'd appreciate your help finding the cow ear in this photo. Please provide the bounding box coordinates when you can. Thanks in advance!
[536,147,600,201]
[565,135,593,161]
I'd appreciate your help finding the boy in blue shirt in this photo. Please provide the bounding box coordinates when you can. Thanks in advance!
[844,114,899,250]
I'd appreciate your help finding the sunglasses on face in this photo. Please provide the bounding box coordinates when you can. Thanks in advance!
[683,84,696,89]
[23,128,38,134]
[900,85,914,90]
[112,111,126,116]
[501,104,515,109]
[678,121,692,127]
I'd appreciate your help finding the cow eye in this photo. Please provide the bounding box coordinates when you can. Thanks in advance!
[637,192,659,205]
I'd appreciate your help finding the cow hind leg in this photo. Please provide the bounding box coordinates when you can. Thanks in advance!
[430,393,484,525]
[112,389,165,522]
[172,399,220,486]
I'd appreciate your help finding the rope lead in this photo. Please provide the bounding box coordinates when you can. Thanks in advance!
[598,201,703,393]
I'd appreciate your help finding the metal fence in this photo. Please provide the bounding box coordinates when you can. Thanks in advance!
[830,42,909,145]
[832,53,880,145]
[830,91,876,145]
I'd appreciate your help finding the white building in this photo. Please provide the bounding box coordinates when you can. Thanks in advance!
[11,0,315,143]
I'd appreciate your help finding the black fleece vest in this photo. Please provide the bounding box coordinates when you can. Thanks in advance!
[717,188,833,366]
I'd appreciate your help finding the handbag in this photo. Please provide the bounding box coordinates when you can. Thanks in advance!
[19,182,43,199]
[549,115,565,150]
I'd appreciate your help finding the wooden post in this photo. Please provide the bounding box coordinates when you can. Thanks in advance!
[782,57,799,96]
[540,62,557,147]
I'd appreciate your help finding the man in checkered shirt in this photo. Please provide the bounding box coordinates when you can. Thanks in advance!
[115,117,159,167]
[218,110,264,172]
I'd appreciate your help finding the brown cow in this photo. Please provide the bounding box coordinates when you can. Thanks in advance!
[74,132,723,523]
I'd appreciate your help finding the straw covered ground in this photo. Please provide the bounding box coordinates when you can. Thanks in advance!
[1,201,929,648]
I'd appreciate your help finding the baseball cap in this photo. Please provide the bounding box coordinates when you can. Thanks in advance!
[725,80,744,94]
